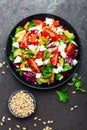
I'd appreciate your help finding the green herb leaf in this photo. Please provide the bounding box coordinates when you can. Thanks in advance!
[15,26,24,34]
[72,73,86,93]
[29,20,35,28]
[11,36,17,43]
[9,54,15,61]
[16,68,22,76]
[63,64,73,72]
[55,73,63,80]
[56,87,69,103]
[41,64,53,78]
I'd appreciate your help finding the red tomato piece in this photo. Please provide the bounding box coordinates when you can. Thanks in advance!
[58,34,67,41]
[52,48,60,56]
[50,54,59,66]
[37,51,44,58]
[28,58,40,73]
[53,20,60,26]
[34,20,44,26]
[29,34,38,43]
[42,28,56,38]
[65,42,76,56]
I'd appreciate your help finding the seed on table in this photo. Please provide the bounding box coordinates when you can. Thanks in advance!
[38,118,42,121]
[34,123,37,127]
[4,47,6,50]
[7,117,11,121]
[0,63,3,67]
[72,91,76,94]
[43,121,46,124]
[0,122,3,126]
[70,107,74,111]
[2,61,6,65]
[9,128,12,130]
[2,116,5,122]
[74,105,78,108]
[16,124,20,128]
[22,127,26,130]
[34,117,38,120]
[2,71,5,74]
[6,65,9,68]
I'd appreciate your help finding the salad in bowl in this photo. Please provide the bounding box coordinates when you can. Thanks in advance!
[7,14,80,88]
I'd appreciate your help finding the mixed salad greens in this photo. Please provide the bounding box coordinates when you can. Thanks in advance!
[9,17,79,85]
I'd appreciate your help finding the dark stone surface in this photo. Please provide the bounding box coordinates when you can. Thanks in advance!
[0,0,87,130]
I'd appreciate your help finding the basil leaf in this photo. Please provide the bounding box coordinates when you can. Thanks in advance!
[29,20,35,28]
[41,64,53,78]
[56,87,69,103]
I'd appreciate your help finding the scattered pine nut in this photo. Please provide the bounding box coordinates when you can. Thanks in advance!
[34,123,37,127]
[2,61,6,65]
[9,128,12,130]
[72,91,76,94]
[70,107,74,111]
[4,47,6,50]
[22,127,26,130]
[7,117,11,121]
[0,122,3,126]
[34,117,38,120]
[43,121,46,124]
[0,63,3,67]
[38,118,42,121]
[2,71,5,74]
[6,65,9,68]
[74,105,78,108]
[16,124,20,128]
[43,126,52,130]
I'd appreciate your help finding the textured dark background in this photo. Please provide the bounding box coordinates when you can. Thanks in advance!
[0,0,87,130]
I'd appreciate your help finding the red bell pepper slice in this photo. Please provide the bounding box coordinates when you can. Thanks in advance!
[28,58,40,73]
[50,53,59,66]
[65,42,76,56]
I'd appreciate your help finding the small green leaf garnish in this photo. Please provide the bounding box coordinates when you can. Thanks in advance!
[56,87,69,103]
[28,20,35,28]
[71,73,86,92]
[15,26,24,34]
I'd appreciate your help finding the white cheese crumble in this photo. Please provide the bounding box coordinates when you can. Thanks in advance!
[12,42,19,48]
[29,25,42,34]
[56,27,64,34]
[58,42,66,52]
[59,75,64,80]
[28,44,37,50]
[38,45,46,51]
[72,59,78,66]
[14,56,22,63]
[43,59,50,64]
[61,51,67,58]
[53,66,63,74]
[21,67,32,71]
[36,73,42,78]
[45,17,54,25]
[35,59,43,66]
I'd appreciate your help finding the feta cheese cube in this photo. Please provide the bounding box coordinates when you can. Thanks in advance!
[36,73,42,78]
[35,59,43,66]
[53,66,63,74]
[56,27,63,34]
[45,17,54,25]
[28,44,37,50]
[12,42,19,48]
[14,56,22,63]
[61,51,67,58]
[72,59,78,66]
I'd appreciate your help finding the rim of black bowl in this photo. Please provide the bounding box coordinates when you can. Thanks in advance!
[6,13,81,90]
[8,90,36,118]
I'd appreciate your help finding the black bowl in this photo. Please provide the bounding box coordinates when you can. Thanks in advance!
[8,90,36,118]
[6,13,81,90]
